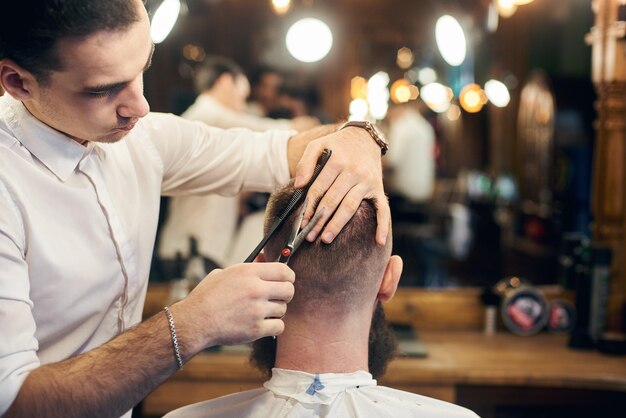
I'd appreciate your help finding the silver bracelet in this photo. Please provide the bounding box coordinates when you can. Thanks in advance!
[163,306,184,369]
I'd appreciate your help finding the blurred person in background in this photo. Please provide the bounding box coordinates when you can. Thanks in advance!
[247,65,285,118]
[158,56,319,278]
[385,101,436,204]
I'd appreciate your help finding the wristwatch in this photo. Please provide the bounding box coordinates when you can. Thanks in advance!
[338,120,388,156]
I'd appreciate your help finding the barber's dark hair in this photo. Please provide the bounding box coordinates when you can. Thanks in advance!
[0,0,143,83]
[250,181,397,379]
[193,56,244,94]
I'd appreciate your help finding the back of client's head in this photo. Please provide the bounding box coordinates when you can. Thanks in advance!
[251,181,397,378]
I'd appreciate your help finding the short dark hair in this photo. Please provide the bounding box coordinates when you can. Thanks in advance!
[251,182,397,379]
[263,183,390,313]
[0,0,143,83]
[193,56,244,94]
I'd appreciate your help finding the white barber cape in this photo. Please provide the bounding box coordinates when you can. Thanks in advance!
[164,368,480,418]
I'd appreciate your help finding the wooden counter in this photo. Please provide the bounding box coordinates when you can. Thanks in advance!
[142,331,626,417]
[143,285,626,417]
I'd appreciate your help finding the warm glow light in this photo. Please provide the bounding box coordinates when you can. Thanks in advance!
[351,76,368,100]
[435,15,467,66]
[151,0,181,44]
[396,47,414,70]
[513,0,534,5]
[460,83,485,113]
[497,0,518,18]
[408,85,420,100]
[484,79,511,107]
[421,82,453,113]
[286,18,333,63]
[271,0,291,14]
[391,79,411,104]
[182,44,206,62]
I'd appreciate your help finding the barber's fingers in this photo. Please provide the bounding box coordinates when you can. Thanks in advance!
[373,192,391,246]
[302,170,359,241]
[264,280,295,304]
[293,141,328,189]
[262,318,286,337]
[265,300,288,319]
[251,261,296,283]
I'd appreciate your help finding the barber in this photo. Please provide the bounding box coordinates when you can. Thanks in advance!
[0,1,390,417]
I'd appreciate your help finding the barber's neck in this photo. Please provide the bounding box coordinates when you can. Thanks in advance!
[274,308,373,375]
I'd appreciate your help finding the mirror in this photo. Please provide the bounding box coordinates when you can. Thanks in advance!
[144,0,595,288]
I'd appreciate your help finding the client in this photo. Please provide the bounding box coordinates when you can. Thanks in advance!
[165,182,479,417]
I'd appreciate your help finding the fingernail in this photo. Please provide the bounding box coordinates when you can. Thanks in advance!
[322,231,334,243]
[306,230,317,242]
[294,176,303,188]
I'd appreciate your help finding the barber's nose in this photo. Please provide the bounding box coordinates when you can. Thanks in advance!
[117,78,150,119]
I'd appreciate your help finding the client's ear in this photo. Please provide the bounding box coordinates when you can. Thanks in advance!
[377,255,403,302]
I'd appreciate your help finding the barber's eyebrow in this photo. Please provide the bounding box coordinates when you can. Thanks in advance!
[83,43,155,92]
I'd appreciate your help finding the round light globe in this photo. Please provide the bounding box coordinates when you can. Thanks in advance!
[286,18,333,63]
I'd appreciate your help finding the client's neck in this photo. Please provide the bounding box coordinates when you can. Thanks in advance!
[274,307,373,375]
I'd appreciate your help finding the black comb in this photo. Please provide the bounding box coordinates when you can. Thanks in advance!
[243,148,332,263]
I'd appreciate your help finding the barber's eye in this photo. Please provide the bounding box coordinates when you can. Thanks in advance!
[85,84,124,99]
[87,90,114,99]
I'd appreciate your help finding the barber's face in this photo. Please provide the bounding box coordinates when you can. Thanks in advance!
[25,2,153,144]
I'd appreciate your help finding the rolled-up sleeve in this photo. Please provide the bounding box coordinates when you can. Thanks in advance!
[141,113,293,197]
[0,177,39,415]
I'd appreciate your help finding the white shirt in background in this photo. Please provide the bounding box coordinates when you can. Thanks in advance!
[386,108,436,202]
[159,94,296,266]
[0,94,291,416]
[164,368,480,418]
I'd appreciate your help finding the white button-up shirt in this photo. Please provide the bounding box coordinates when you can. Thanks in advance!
[163,368,481,418]
[0,94,291,415]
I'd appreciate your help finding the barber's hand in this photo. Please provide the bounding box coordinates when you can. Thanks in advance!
[294,126,390,246]
[172,263,295,353]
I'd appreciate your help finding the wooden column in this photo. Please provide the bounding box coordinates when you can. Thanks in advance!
[589,0,626,331]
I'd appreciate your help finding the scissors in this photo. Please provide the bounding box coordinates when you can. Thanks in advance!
[277,200,326,264]
[244,149,332,263]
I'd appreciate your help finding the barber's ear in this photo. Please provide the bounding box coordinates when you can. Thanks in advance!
[254,252,267,263]
[377,255,403,302]
[0,60,37,100]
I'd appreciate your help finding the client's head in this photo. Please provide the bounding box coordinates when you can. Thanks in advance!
[251,181,402,378]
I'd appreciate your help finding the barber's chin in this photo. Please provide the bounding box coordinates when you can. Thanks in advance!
[99,129,131,143]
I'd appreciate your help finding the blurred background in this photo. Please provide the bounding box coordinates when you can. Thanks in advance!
[137,1,626,416]
[145,0,596,290]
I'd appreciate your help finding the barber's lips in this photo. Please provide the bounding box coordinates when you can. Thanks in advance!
[117,122,136,132]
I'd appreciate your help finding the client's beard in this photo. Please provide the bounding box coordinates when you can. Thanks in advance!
[250,302,397,379]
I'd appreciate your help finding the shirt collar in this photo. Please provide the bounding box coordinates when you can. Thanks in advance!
[1,94,104,181]
[265,368,376,405]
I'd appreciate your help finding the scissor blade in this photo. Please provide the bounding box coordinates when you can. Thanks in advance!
[291,207,326,252]
[288,198,308,245]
